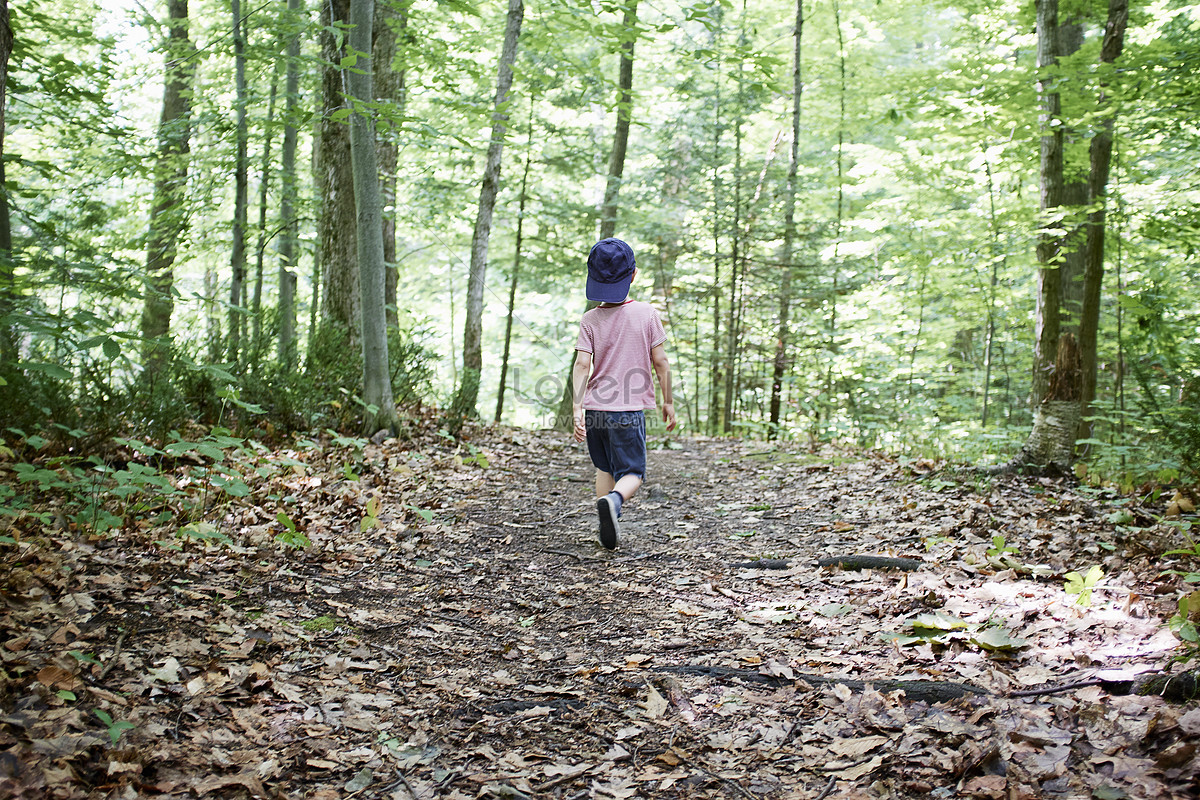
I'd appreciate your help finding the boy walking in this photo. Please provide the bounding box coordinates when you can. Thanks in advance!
[572,238,676,549]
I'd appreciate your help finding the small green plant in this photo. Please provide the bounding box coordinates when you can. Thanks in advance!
[361,496,381,532]
[94,709,135,746]
[1168,592,1200,647]
[460,444,489,469]
[167,521,233,550]
[1064,565,1105,607]
[275,511,311,548]
[986,534,1018,559]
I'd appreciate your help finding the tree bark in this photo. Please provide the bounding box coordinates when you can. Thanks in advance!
[139,0,196,380]
[278,0,303,371]
[318,0,360,342]
[1078,0,1129,431]
[346,0,398,434]
[768,0,802,440]
[597,0,638,240]
[495,105,533,425]
[994,332,1081,474]
[448,0,523,431]
[228,0,250,365]
[0,0,14,363]
[1032,0,1064,405]
[251,38,281,369]
[374,0,406,329]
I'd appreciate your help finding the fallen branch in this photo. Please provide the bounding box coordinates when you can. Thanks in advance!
[657,663,1200,705]
[816,555,922,571]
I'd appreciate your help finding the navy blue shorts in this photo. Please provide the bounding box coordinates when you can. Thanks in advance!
[585,410,647,482]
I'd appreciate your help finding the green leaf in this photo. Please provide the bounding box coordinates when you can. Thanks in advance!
[970,627,1028,652]
[69,650,100,665]
[910,611,970,634]
[22,361,72,380]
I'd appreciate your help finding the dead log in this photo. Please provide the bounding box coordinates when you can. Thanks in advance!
[817,555,922,571]
[729,558,791,570]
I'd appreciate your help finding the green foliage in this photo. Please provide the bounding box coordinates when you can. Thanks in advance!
[1064,565,1105,607]
[275,511,311,549]
[93,709,135,747]
[886,610,1028,653]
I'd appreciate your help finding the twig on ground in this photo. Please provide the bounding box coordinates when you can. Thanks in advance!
[97,629,128,681]
[813,775,837,800]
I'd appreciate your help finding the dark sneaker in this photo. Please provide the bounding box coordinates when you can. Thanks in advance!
[597,495,620,550]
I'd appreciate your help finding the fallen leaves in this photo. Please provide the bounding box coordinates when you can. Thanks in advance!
[0,428,1198,798]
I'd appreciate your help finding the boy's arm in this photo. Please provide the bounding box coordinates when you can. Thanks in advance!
[650,343,677,431]
[571,350,592,443]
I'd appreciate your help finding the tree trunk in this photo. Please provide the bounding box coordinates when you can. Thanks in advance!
[278,0,303,371]
[995,332,1081,474]
[768,0,802,440]
[139,0,196,380]
[1078,0,1129,430]
[0,0,14,363]
[707,11,724,435]
[374,0,406,329]
[251,39,281,369]
[318,0,360,342]
[346,0,398,435]
[449,0,524,431]
[1032,0,1064,405]
[495,105,533,425]
[722,33,744,435]
[598,0,638,240]
[228,0,250,365]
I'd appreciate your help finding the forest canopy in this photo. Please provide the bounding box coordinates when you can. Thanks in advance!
[0,0,1198,485]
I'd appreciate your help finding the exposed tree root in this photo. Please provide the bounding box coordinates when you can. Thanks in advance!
[655,664,1200,704]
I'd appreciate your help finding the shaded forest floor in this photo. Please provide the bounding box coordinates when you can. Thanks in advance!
[2,426,1199,799]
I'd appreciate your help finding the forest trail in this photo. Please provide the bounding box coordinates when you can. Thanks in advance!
[3,427,1199,799]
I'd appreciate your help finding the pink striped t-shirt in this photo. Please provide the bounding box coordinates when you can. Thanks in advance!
[575,300,667,411]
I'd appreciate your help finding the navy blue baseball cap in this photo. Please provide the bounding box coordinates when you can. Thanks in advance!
[586,238,636,303]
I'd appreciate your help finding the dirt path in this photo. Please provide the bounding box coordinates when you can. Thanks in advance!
[2,427,1198,799]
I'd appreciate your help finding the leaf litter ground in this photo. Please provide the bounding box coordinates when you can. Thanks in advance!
[2,427,1199,799]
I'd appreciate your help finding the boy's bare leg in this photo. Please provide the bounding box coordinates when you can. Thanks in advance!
[595,471,643,502]
[595,471,615,498]
[613,474,643,501]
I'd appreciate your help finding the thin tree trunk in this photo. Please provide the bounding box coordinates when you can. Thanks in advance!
[227,0,250,365]
[0,0,14,363]
[278,0,303,371]
[318,0,359,341]
[139,0,196,380]
[346,0,398,434]
[1033,0,1064,405]
[253,25,283,369]
[449,0,524,430]
[374,0,406,329]
[826,0,847,436]
[722,22,745,435]
[495,100,534,425]
[598,0,638,239]
[707,10,724,435]
[981,153,1002,427]
[768,0,802,440]
[1078,0,1129,432]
